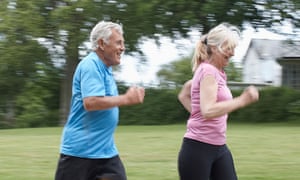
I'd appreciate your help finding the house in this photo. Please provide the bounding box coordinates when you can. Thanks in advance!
[242,39,300,90]
[277,41,300,90]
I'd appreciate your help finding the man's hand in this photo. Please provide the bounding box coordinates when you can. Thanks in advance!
[124,86,145,105]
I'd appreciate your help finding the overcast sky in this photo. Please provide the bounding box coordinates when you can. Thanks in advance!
[115,26,288,85]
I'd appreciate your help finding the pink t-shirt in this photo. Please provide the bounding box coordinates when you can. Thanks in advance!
[184,62,233,145]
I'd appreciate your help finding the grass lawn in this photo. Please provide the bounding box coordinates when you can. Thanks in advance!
[0,123,299,180]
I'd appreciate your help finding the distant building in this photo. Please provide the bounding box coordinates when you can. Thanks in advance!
[242,39,300,90]
[277,41,300,90]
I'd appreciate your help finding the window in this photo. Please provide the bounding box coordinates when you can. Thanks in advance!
[282,63,300,89]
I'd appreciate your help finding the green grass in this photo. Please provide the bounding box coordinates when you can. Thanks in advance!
[0,124,299,180]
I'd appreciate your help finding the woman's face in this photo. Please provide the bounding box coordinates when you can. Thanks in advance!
[220,45,235,66]
[213,43,235,69]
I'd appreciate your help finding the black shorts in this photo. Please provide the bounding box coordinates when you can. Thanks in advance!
[55,154,127,180]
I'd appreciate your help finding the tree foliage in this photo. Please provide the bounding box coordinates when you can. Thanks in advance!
[0,0,299,127]
[46,0,300,123]
[157,57,193,88]
[157,56,242,87]
[0,1,53,127]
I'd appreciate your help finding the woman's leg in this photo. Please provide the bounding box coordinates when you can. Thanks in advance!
[210,145,238,180]
[178,138,217,180]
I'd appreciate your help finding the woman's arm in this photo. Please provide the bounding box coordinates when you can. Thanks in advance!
[200,75,259,119]
[178,80,192,113]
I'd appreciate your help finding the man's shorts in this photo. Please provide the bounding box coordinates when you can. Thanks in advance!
[55,154,127,180]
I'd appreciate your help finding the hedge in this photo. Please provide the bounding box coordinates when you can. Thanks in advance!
[119,86,300,125]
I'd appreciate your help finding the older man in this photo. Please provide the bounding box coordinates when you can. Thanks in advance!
[55,21,145,180]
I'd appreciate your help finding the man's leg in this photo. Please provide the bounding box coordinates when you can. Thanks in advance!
[55,154,90,180]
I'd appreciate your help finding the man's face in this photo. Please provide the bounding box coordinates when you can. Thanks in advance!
[102,29,125,66]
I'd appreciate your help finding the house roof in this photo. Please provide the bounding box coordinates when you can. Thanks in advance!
[242,39,300,63]
[280,41,300,58]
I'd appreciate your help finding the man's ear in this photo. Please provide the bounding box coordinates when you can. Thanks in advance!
[98,39,105,51]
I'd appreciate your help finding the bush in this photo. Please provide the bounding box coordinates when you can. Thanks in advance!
[119,87,189,125]
[230,87,300,123]
[120,85,300,125]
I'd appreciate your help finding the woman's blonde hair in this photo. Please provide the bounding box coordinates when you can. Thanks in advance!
[192,23,240,72]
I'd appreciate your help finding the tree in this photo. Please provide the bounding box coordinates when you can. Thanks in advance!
[15,62,61,128]
[0,0,299,126]
[157,56,242,88]
[157,57,193,88]
[225,61,243,82]
[47,0,299,123]
[0,0,54,127]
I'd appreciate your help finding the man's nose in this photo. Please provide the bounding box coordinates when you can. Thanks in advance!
[229,49,234,56]
[121,44,125,52]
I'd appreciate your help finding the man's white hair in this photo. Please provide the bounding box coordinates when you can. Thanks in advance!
[90,21,123,51]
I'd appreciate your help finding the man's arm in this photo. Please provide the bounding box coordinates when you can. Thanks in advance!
[83,86,145,111]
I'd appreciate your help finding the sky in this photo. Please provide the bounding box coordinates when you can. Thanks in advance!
[115,26,288,85]
[115,36,198,85]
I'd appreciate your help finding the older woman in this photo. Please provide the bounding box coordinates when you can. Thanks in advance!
[177,23,259,180]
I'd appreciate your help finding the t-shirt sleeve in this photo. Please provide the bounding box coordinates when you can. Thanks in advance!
[80,60,105,98]
[197,64,218,82]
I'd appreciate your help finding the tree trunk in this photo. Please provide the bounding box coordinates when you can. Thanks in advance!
[4,99,15,128]
[59,33,80,126]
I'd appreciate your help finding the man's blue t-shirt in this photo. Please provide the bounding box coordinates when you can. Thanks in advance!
[60,52,119,159]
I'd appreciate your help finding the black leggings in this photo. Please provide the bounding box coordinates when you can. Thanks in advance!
[178,138,238,180]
